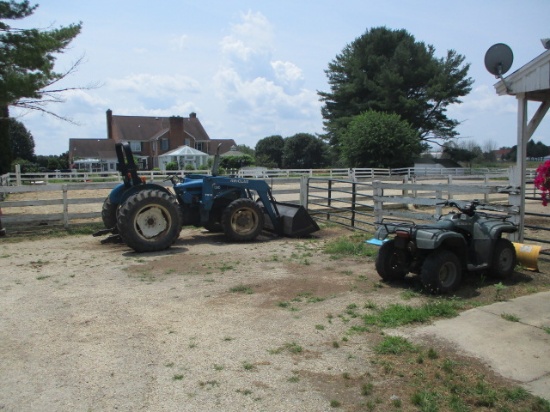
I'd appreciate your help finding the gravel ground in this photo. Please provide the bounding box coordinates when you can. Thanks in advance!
[1,226,403,411]
[2,195,550,411]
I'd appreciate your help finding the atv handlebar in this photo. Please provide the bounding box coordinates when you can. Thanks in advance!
[446,200,480,216]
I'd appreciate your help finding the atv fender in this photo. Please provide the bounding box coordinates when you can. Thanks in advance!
[415,228,468,258]
[485,221,518,238]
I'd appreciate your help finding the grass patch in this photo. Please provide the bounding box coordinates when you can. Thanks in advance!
[229,284,254,294]
[363,301,461,328]
[501,313,520,322]
[324,235,377,258]
[374,336,418,355]
[269,341,303,355]
[2,223,104,242]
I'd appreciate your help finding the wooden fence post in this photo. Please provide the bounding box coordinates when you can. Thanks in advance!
[373,180,383,223]
[62,184,69,228]
[15,164,21,186]
[299,176,308,207]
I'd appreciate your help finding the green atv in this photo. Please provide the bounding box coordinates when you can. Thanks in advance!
[372,200,518,293]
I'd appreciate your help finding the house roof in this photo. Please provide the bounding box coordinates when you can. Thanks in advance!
[110,114,211,142]
[159,145,208,157]
[69,139,116,161]
[220,145,247,157]
[198,139,237,156]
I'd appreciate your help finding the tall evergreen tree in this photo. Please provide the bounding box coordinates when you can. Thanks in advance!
[0,1,82,173]
[319,27,473,150]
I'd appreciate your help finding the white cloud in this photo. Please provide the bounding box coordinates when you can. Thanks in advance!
[271,60,304,92]
[213,10,321,139]
[220,11,273,62]
[107,73,201,97]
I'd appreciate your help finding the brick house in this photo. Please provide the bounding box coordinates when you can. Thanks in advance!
[68,110,236,171]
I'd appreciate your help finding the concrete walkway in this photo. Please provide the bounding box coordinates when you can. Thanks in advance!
[409,291,550,400]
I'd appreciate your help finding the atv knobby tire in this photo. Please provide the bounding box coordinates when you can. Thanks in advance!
[117,189,182,252]
[222,198,264,241]
[491,238,517,278]
[421,249,462,294]
[101,196,118,229]
[375,240,409,281]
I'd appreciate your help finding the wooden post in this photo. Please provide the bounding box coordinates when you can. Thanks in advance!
[62,184,69,228]
[299,175,308,207]
[15,164,21,186]
[373,180,383,223]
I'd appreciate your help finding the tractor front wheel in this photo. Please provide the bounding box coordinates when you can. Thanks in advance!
[491,238,517,278]
[375,240,409,281]
[222,198,264,241]
[420,249,462,294]
[117,189,182,252]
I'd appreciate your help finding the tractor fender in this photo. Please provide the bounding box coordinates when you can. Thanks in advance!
[415,229,468,261]
[109,183,173,206]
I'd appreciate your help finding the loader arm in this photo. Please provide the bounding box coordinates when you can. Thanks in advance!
[116,142,142,187]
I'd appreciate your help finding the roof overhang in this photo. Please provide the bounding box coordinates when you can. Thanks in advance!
[495,49,550,101]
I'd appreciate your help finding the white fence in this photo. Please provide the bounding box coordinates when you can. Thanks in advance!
[3,165,519,186]
[0,168,542,236]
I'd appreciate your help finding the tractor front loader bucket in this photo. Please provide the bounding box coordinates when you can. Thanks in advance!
[264,201,320,237]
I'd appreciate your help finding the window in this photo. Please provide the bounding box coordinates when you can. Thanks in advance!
[160,139,169,151]
[130,141,142,152]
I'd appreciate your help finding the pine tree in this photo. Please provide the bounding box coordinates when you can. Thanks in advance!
[0,1,82,173]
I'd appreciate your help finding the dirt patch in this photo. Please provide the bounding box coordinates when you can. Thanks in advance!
[0,226,549,411]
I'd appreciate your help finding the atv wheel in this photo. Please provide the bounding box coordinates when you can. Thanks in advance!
[375,240,409,281]
[117,189,182,252]
[222,198,264,241]
[421,249,462,294]
[491,238,516,278]
[101,196,118,229]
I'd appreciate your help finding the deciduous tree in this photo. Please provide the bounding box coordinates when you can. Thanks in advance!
[341,110,421,168]
[282,133,329,169]
[255,135,284,168]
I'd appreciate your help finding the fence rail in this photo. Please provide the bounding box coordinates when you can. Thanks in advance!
[305,177,517,234]
[2,172,550,245]
[3,165,519,186]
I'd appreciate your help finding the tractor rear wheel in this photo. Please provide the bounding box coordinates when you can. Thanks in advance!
[375,240,409,281]
[421,249,462,294]
[101,196,118,229]
[222,198,264,241]
[491,238,516,278]
[117,189,182,252]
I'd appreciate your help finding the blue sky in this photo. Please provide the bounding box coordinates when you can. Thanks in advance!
[9,0,550,155]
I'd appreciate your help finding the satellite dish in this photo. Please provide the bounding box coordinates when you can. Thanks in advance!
[484,43,514,76]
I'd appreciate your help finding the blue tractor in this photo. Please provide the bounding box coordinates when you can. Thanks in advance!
[94,143,319,252]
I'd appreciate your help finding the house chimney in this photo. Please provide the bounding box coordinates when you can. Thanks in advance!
[169,116,185,147]
[106,109,113,139]
[189,112,197,119]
